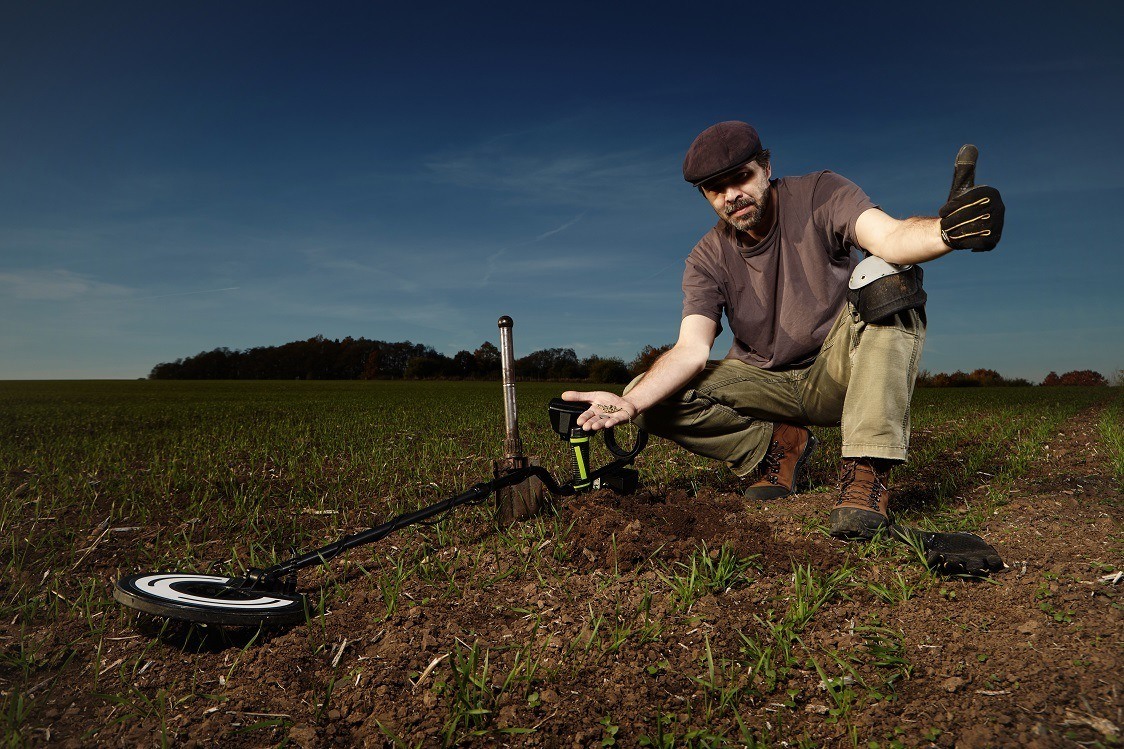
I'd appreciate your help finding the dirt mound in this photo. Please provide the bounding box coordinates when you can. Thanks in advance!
[560,487,839,575]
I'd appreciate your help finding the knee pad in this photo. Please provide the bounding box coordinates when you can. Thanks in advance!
[847,256,927,324]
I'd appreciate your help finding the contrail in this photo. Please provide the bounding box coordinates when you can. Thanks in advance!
[134,287,240,301]
[533,214,584,242]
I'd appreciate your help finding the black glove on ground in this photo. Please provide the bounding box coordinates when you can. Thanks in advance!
[939,144,1005,252]
[891,524,1005,576]
[921,530,1005,576]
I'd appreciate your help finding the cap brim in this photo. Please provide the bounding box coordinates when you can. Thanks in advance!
[691,155,761,188]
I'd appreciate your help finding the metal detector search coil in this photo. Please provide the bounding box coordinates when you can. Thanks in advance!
[114,573,307,626]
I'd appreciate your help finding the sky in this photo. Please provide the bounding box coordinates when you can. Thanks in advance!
[2,1,1122,381]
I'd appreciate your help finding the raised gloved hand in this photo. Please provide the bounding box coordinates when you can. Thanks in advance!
[939,144,1005,251]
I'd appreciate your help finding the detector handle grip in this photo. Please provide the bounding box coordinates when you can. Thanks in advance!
[547,397,648,461]
[569,429,593,490]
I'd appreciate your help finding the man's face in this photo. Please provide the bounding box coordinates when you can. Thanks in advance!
[700,161,772,233]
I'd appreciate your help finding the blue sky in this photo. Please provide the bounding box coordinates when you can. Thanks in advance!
[2,1,1122,380]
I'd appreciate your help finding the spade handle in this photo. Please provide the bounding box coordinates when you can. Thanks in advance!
[497,316,523,458]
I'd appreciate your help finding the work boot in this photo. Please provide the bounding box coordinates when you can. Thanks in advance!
[743,423,818,500]
[829,458,893,540]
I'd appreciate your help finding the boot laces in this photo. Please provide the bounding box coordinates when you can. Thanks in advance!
[836,461,886,511]
[760,440,787,485]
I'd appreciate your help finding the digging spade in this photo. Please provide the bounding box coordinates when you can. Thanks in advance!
[493,316,547,524]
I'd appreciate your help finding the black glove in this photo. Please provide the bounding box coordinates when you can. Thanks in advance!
[939,144,1005,252]
[892,524,1005,576]
[921,530,1005,576]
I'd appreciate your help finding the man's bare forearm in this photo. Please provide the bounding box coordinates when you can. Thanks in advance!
[856,210,955,266]
[877,216,952,265]
[623,341,709,415]
[562,314,716,431]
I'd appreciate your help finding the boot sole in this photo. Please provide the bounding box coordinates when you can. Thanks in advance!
[829,506,889,541]
[743,430,819,501]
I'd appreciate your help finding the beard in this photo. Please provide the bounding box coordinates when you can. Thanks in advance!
[723,185,771,233]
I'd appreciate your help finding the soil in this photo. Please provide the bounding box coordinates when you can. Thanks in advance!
[7,406,1123,748]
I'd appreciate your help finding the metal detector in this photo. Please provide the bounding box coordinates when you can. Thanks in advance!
[113,398,648,627]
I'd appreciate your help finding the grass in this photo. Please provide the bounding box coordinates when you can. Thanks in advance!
[1098,395,1124,487]
[655,542,760,611]
[0,380,1118,746]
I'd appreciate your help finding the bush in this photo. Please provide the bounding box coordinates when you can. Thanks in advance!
[629,344,673,377]
[584,356,631,384]
[1041,370,1108,387]
[916,369,1033,388]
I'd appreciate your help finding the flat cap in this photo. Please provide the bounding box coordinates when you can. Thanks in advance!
[682,121,763,186]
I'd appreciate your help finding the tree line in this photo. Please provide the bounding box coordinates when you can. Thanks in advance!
[149,337,1110,387]
[916,368,1110,387]
[148,336,675,383]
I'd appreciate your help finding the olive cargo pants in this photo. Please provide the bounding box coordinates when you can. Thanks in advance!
[627,305,926,477]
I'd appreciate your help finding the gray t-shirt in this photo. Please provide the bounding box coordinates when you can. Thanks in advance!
[682,171,875,370]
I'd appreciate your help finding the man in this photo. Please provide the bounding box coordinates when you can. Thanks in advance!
[563,121,1003,540]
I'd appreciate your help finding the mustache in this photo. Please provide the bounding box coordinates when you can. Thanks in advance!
[725,196,755,216]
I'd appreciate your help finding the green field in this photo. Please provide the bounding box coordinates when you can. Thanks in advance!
[2,380,648,575]
[3,380,1113,573]
[1,380,1120,746]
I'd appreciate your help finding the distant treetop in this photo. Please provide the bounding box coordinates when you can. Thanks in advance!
[151,337,1108,387]
[148,335,668,383]
[917,368,1107,388]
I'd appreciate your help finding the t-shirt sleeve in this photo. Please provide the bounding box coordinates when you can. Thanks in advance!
[681,251,725,334]
[811,171,877,259]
